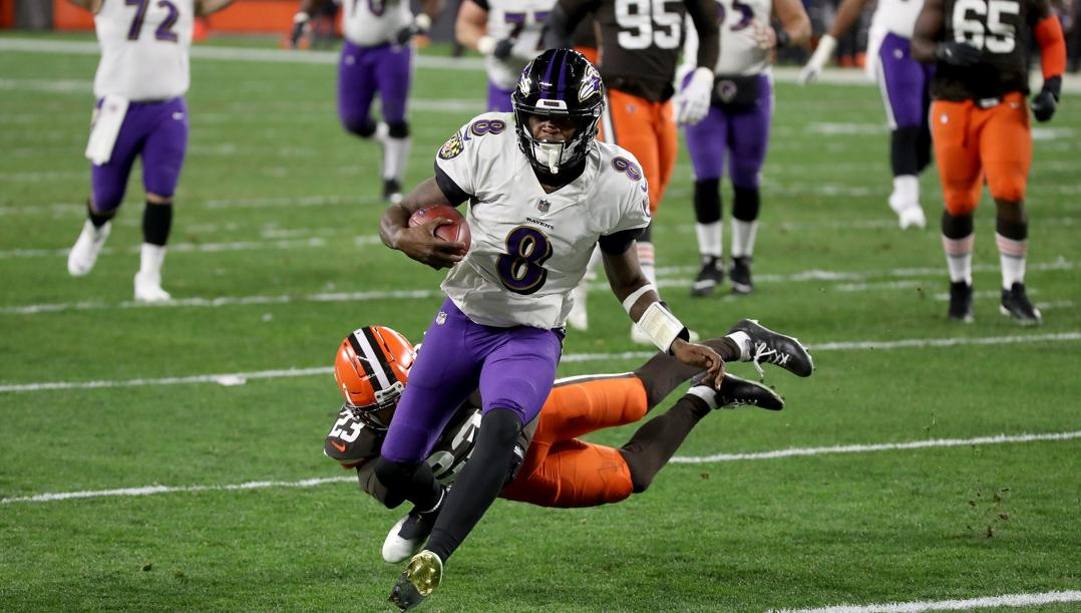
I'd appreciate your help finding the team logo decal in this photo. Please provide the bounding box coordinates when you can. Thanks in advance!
[579,66,601,102]
[717,80,739,104]
[518,72,532,97]
[436,311,447,325]
[438,132,464,160]
[537,199,551,213]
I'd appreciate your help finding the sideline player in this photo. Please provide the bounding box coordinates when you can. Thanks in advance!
[544,0,720,341]
[682,0,810,296]
[911,0,1066,324]
[320,320,812,566]
[65,0,236,302]
[454,0,555,112]
[799,0,933,230]
[375,50,726,610]
[291,0,441,204]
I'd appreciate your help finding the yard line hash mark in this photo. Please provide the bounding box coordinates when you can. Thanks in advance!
[771,589,1081,612]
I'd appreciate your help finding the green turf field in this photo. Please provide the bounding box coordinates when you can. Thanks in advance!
[1,34,1079,612]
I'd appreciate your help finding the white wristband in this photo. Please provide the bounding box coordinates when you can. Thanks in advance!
[477,35,496,55]
[636,301,687,354]
[621,284,656,313]
[414,13,432,32]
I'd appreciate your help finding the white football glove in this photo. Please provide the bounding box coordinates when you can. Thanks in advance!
[676,67,714,125]
[797,34,837,85]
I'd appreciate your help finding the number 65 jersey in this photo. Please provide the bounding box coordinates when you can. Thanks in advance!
[434,112,652,330]
[93,0,194,101]
[931,0,1036,101]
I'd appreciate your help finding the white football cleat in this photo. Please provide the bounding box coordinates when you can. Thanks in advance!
[382,514,426,564]
[134,271,171,303]
[888,193,926,230]
[566,283,589,331]
[67,220,111,277]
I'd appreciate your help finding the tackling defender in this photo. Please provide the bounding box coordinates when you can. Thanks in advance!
[911,0,1066,324]
[375,49,725,610]
[291,0,441,204]
[799,0,934,230]
[321,321,812,568]
[65,0,236,302]
[682,0,810,296]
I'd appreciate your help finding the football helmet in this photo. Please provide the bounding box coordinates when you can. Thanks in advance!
[334,326,416,431]
[512,48,604,177]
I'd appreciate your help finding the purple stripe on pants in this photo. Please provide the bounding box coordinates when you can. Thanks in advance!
[683,74,773,188]
[876,33,934,129]
[380,298,563,463]
[487,81,514,113]
[91,97,188,212]
[338,40,412,132]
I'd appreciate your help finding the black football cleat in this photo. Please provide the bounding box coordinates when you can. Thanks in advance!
[690,256,724,297]
[690,372,784,410]
[389,550,442,611]
[726,319,814,378]
[729,256,754,295]
[383,178,404,204]
[947,280,974,323]
[1000,282,1042,326]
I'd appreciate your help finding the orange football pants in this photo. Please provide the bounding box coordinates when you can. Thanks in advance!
[599,89,678,214]
[930,92,1032,216]
[500,375,648,508]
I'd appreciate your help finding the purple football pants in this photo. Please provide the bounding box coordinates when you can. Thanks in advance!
[338,40,412,131]
[487,81,514,113]
[380,298,563,464]
[876,33,934,129]
[91,97,188,212]
[683,74,773,187]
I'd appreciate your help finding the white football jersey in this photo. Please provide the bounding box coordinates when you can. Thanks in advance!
[342,0,412,47]
[714,0,773,75]
[93,0,194,100]
[434,112,652,329]
[870,0,924,38]
[483,0,555,90]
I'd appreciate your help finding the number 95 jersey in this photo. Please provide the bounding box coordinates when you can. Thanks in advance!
[434,112,652,330]
[93,0,194,100]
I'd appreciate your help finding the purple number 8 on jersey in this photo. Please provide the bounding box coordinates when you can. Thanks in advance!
[497,226,553,295]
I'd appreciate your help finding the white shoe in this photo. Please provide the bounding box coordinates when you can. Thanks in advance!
[67,220,111,277]
[888,194,926,230]
[134,271,171,303]
[567,284,589,331]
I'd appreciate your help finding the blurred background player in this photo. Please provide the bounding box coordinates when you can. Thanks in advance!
[545,0,720,342]
[912,0,1065,324]
[454,0,555,112]
[374,50,724,609]
[320,321,812,565]
[66,0,236,302]
[682,0,810,297]
[800,0,933,230]
[291,0,442,204]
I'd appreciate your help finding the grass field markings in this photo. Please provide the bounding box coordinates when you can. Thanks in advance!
[0,237,331,259]
[0,76,91,94]
[2,332,1080,393]
[5,431,1080,505]
[771,589,1081,613]
[0,170,85,182]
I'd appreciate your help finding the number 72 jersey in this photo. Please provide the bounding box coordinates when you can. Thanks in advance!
[932,0,1034,101]
[93,0,194,101]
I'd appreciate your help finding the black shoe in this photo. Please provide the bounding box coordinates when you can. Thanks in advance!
[383,178,403,204]
[690,256,724,297]
[688,372,784,410]
[727,319,814,378]
[730,256,753,295]
[1000,282,1042,325]
[947,281,974,323]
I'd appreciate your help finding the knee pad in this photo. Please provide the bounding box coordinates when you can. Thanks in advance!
[387,121,410,139]
[732,186,761,222]
[342,116,377,138]
[693,178,722,224]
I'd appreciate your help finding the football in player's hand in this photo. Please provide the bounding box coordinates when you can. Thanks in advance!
[408,204,471,251]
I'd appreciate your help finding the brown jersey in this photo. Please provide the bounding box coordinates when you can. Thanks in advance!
[931,0,1041,101]
[554,0,720,102]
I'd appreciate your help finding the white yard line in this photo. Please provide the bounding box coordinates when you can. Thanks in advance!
[3,430,1078,505]
[771,589,1081,613]
[2,332,1079,394]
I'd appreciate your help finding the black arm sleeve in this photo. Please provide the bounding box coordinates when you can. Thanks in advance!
[686,0,720,69]
[598,227,644,255]
[544,0,598,49]
[434,163,472,206]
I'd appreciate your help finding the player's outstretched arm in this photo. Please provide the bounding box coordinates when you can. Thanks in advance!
[196,0,237,16]
[379,177,468,270]
[798,0,867,84]
[601,245,724,387]
[1030,0,1066,122]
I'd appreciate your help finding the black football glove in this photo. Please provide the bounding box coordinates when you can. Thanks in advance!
[493,38,516,61]
[289,12,310,49]
[935,41,981,66]
[395,24,419,45]
[1031,76,1061,123]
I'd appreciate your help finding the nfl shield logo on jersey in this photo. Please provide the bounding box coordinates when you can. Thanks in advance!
[537,199,550,213]
[436,311,447,325]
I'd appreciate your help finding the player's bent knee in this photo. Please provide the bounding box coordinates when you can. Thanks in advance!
[373,457,420,508]
[91,190,124,213]
[989,182,1026,204]
[387,121,410,139]
[341,115,377,138]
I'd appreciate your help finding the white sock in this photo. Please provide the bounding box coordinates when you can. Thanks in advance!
[890,175,919,209]
[637,241,656,285]
[139,243,167,276]
[942,234,974,284]
[383,136,411,182]
[686,385,719,410]
[695,221,722,258]
[731,219,758,258]
[725,330,751,361]
[996,233,1027,289]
